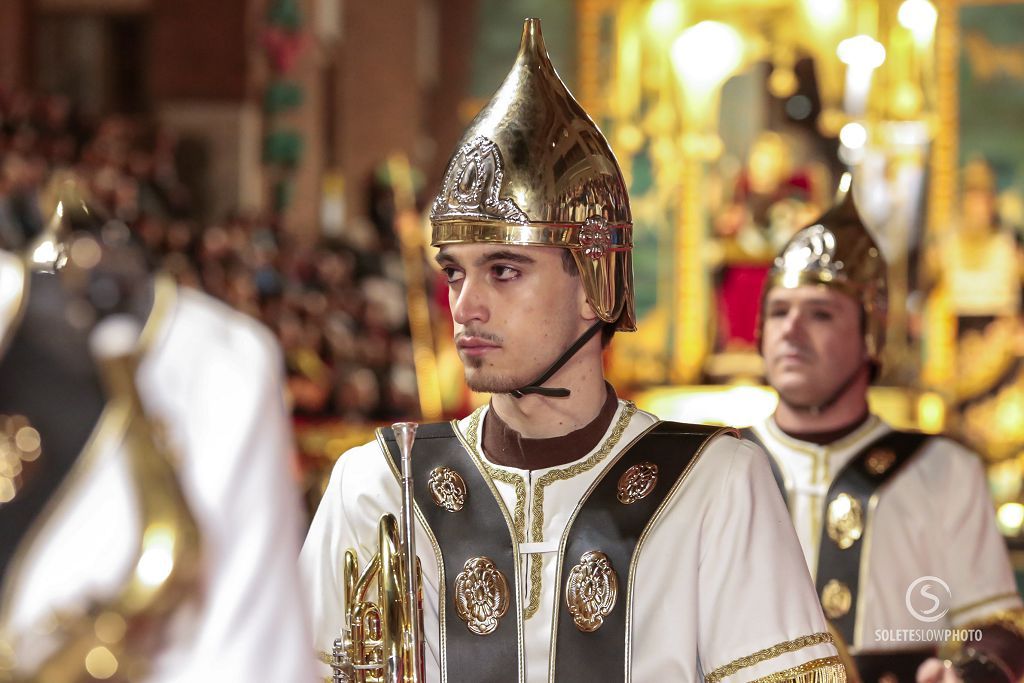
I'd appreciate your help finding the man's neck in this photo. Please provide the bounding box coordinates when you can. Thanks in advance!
[773,386,870,436]
[483,385,618,469]
[776,409,871,446]
[489,352,607,439]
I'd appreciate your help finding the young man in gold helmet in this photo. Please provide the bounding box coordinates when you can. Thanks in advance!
[746,176,1024,683]
[302,19,843,683]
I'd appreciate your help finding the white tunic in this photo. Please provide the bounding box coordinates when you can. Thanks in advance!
[748,415,1023,652]
[302,401,842,682]
[0,251,314,682]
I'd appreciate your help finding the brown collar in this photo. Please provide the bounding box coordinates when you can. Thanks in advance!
[482,385,619,470]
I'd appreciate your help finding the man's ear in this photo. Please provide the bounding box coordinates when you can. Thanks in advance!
[578,280,598,322]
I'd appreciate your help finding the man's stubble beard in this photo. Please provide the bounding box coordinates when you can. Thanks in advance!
[457,316,582,394]
[460,353,541,394]
[463,365,525,393]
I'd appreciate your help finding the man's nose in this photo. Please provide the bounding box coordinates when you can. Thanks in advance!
[779,309,805,340]
[451,275,489,325]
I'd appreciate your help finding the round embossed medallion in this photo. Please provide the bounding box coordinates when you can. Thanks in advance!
[566,550,618,632]
[826,492,863,550]
[428,466,468,512]
[453,557,510,636]
[821,579,852,619]
[617,461,658,505]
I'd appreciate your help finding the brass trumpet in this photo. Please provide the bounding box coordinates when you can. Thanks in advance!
[332,422,425,683]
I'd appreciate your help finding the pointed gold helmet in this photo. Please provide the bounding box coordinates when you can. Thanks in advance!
[762,174,889,360]
[430,18,635,331]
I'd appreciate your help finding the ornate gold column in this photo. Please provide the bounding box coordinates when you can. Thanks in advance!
[922,0,959,388]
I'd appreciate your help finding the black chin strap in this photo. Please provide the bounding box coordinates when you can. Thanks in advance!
[510,321,605,399]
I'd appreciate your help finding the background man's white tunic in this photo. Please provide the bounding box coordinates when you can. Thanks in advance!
[749,415,1022,651]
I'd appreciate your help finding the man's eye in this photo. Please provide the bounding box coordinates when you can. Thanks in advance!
[811,310,833,321]
[767,307,788,318]
[443,267,464,284]
[493,265,519,280]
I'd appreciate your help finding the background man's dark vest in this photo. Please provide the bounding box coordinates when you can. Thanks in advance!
[742,426,933,682]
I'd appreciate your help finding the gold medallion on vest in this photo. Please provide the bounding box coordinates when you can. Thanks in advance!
[826,492,864,550]
[566,551,619,632]
[428,466,467,512]
[453,557,511,636]
[821,578,853,619]
[617,461,659,505]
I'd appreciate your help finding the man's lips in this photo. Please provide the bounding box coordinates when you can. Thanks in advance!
[456,337,501,356]
[775,350,814,365]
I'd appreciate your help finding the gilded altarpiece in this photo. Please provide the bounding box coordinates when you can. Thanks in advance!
[928,0,1024,490]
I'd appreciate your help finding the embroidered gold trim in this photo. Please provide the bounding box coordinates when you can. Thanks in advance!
[453,412,527,681]
[621,425,734,682]
[706,632,835,683]
[748,657,846,683]
[953,607,1024,640]
[465,401,639,620]
[525,402,637,618]
[762,417,879,579]
[949,592,1021,618]
[467,408,527,542]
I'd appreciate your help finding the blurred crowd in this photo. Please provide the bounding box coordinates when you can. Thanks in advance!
[0,87,421,426]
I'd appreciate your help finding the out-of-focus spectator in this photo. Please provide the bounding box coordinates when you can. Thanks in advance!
[0,85,423,431]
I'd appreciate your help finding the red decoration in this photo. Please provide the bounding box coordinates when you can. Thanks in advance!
[262,27,306,75]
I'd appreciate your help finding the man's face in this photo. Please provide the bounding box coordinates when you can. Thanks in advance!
[762,285,867,409]
[435,243,589,393]
[961,188,996,236]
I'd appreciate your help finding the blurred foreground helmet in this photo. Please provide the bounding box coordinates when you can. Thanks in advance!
[430,18,635,331]
[762,174,889,361]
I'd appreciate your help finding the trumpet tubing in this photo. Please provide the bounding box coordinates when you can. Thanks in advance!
[331,423,425,683]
